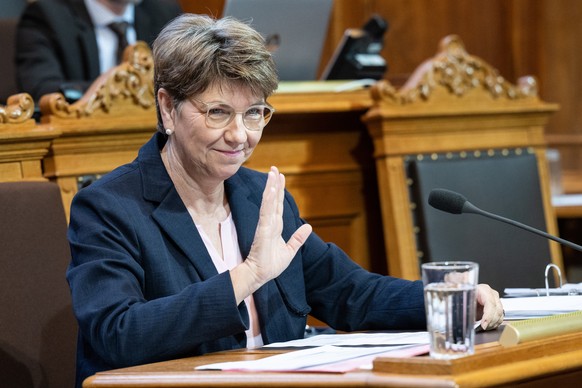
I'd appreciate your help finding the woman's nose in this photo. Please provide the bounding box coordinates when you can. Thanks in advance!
[223,113,248,142]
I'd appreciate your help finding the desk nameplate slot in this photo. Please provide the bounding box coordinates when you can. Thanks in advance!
[373,330,582,376]
[499,310,582,346]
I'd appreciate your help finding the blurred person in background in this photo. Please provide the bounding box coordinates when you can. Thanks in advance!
[15,0,181,102]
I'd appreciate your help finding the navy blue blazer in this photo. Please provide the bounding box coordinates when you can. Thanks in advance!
[15,0,181,101]
[67,132,426,387]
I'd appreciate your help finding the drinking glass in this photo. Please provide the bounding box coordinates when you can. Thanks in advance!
[422,261,479,359]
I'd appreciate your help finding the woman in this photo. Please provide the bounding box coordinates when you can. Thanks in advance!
[67,13,504,387]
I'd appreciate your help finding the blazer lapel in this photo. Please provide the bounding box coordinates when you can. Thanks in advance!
[152,190,219,280]
[140,133,218,280]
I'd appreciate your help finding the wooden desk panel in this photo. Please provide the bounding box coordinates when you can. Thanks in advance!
[83,331,582,387]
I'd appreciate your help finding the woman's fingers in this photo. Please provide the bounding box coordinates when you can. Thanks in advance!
[476,284,504,330]
[245,166,311,286]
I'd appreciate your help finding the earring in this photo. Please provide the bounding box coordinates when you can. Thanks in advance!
[165,128,174,136]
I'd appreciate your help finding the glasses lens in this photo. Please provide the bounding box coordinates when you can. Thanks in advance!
[197,99,275,131]
[206,104,234,129]
[243,105,274,131]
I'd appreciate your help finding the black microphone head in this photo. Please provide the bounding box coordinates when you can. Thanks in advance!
[428,189,468,214]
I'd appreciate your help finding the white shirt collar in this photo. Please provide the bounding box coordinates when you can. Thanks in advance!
[84,0,136,27]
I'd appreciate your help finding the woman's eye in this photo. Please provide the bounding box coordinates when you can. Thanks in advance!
[245,107,262,117]
[208,107,230,117]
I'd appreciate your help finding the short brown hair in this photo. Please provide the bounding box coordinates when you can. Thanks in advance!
[153,14,278,133]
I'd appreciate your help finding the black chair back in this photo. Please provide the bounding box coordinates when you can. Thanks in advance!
[407,149,553,291]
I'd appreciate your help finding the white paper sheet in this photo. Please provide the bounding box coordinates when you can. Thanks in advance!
[501,295,582,319]
[263,331,429,348]
[552,194,582,207]
[195,343,429,373]
[504,283,582,297]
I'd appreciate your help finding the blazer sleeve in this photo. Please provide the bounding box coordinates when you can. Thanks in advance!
[280,191,427,331]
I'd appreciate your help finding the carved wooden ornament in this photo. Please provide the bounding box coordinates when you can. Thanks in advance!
[370,35,539,105]
[40,41,155,120]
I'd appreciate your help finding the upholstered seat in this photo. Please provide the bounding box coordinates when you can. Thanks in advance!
[0,181,76,387]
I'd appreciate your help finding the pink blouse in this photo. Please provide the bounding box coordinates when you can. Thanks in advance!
[194,213,263,348]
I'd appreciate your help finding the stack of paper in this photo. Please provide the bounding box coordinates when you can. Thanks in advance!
[504,282,582,297]
[196,332,430,373]
[501,295,582,320]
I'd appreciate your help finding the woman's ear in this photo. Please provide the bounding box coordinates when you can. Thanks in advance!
[157,88,175,129]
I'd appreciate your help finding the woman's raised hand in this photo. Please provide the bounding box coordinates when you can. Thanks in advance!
[231,166,312,303]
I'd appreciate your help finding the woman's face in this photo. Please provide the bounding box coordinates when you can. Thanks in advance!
[161,84,266,183]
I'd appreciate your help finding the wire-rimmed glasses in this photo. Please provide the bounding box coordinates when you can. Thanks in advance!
[190,98,275,131]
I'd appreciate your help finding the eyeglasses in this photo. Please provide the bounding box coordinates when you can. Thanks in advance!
[190,98,275,131]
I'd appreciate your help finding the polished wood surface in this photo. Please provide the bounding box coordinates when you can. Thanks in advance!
[375,330,582,387]
[545,133,582,194]
[362,35,562,280]
[83,330,582,387]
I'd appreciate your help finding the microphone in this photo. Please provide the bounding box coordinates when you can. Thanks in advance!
[428,188,582,253]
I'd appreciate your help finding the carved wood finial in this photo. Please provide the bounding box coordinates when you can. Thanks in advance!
[370,35,539,105]
[40,41,155,119]
[0,93,35,124]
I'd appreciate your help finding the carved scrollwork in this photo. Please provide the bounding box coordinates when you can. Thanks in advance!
[40,41,155,119]
[0,93,34,124]
[371,35,539,105]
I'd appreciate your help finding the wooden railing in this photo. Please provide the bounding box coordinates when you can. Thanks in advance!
[0,93,60,182]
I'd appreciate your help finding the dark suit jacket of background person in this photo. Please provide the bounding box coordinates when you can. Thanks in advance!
[66,131,426,387]
[15,0,181,102]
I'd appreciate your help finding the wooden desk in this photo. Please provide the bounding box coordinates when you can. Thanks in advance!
[83,331,582,387]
